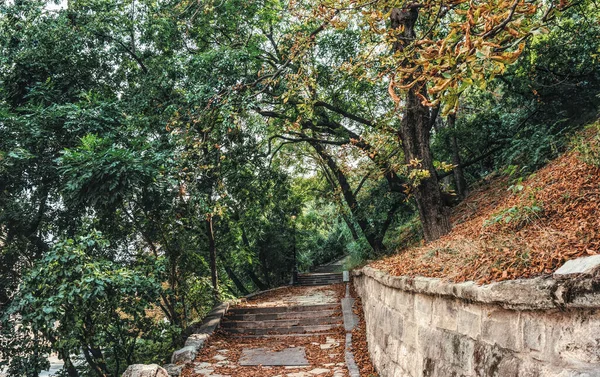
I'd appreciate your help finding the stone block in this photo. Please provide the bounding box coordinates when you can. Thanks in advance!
[171,346,197,364]
[386,335,400,361]
[481,309,520,351]
[457,306,482,340]
[375,321,388,349]
[239,347,309,366]
[378,352,393,376]
[522,314,545,352]
[396,343,417,376]
[428,279,455,296]
[162,364,183,377]
[481,278,556,310]
[184,333,208,348]
[342,297,359,331]
[473,341,519,377]
[393,290,415,322]
[452,281,478,301]
[381,306,393,335]
[122,364,169,377]
[432,297,458,331]
[439,332,474,372]
[402,321,418,347]
[197,316,222,334]
[414,277,436,292]
[415,294,433,326]
[549,313,600,365]
[554,255,600,280]
[417,326,442,361]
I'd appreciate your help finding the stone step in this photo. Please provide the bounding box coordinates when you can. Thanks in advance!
[298,272,343,277]
[298,277,343,281]
[234,332,337,338]
[299,282,343,286]
[298,279,343,286]
[298,272,343,285]
[221,323,342,335]
[298,277,342,280]
[311,265,343,273]
[222,316,341,329]
[228,303,339,315]
[226,309,338,321]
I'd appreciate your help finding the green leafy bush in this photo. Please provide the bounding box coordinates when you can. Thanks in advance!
[1,231,170,377]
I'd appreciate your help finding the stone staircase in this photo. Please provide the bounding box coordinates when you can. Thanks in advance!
[298,272,344,286]
[221,303,343,336]
[311,264,343,273]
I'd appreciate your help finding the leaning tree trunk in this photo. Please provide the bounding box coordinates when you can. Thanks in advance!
[392,6,451,242]
[310,140,387,253]
[205,216,219,302]
[224,264,250,296]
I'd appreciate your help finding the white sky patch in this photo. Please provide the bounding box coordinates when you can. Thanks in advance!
[46,0,67,11]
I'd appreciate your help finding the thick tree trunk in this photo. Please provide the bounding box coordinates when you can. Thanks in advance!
[205,216,219,301]
[399,90,451,241]
[392,6,451,242]
[448,113,468,199]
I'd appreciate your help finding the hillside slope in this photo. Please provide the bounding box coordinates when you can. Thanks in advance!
[372,122,600,284]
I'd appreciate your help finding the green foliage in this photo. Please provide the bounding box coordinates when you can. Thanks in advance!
[575,122,600,167]
[1,231,167,377]
[484,203,544,228]
[432,2,600,186]
[58,133,165,210]
[484,185,544,229]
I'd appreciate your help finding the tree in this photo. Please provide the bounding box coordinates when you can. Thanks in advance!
[1,232,164,377]
[293,0,571,241]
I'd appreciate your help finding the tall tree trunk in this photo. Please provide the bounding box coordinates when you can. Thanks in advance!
[246,268,269,291]
[448,113,468,199]
[259,247,271,287]
[205,216,219,302]
[239,226,271,288]
[391,6,451,242]
[310,140,386,253]
[60,350,80,377]
[341,214,360,241]
[224,265,250,295]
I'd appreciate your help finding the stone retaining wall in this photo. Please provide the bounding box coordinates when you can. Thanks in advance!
[353,266,600,377]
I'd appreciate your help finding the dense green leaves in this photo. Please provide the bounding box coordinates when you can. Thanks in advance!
[2,232,165,377]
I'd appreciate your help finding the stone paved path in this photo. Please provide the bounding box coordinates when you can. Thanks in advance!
[183,285,350,377]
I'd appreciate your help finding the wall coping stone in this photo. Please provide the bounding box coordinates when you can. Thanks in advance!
[553,254,600,279]
[353,265,600,310]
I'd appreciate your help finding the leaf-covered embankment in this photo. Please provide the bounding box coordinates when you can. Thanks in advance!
[372,122,600,284]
